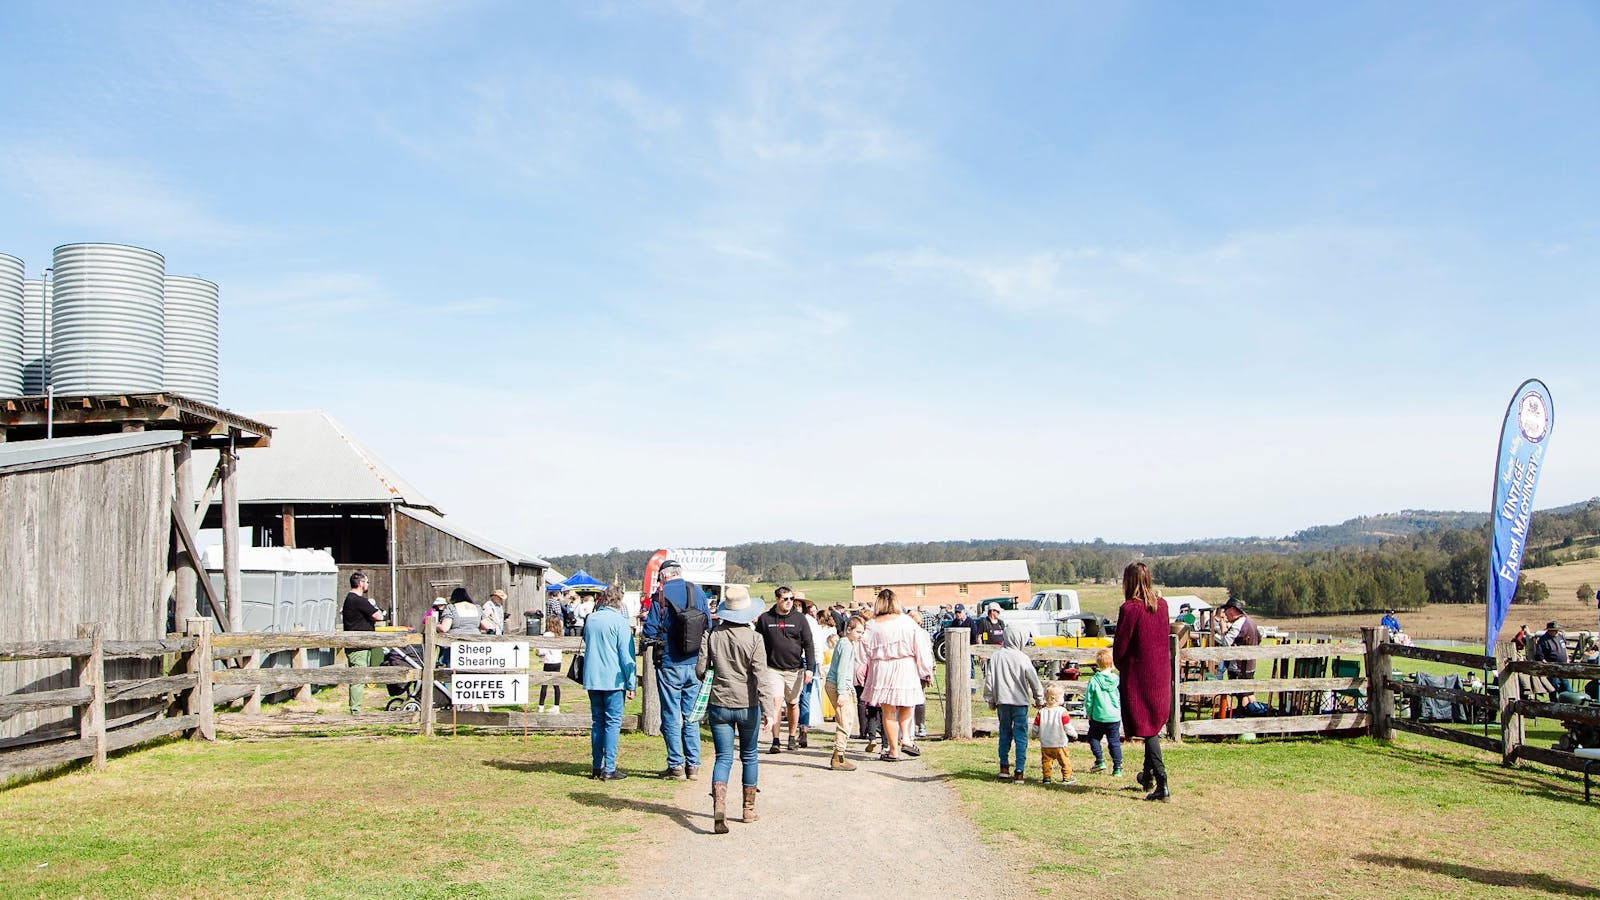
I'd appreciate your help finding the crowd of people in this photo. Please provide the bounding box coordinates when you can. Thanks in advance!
[569,559,1179,833]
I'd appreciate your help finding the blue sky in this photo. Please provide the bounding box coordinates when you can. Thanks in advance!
[2,1,1597,556]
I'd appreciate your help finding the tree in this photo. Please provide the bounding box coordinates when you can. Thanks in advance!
[1512,577,1548,605]
[765,562,799,584]
[1578,583,1595,603]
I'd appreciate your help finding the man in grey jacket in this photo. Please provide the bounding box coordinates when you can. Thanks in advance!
[983,624,1045,782]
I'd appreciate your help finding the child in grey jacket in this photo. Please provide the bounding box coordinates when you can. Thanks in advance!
[983,623,1045,782]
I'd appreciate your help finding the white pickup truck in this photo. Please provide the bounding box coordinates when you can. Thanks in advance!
[998,589,1084,642]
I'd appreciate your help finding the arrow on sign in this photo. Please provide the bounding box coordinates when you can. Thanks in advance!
[512,644,522,668]
[511,678,522,703]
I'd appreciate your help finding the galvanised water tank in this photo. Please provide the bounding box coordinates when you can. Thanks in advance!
[49,243,165,394]
[21,278,48,394]
[162,275,220,404]
[0,254,22,396]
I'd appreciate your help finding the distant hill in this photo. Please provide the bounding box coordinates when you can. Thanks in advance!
[1285,510,1488,550]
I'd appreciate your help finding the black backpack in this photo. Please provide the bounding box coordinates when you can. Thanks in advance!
[662,582,709,656]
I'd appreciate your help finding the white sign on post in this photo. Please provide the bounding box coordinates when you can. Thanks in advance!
[450,641,529,671]
[452,673,529,705]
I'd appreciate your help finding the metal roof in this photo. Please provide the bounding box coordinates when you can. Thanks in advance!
[191,410,437,511]
[398,507,550,569]
[0,431,181,475]
[851,559,1031,587]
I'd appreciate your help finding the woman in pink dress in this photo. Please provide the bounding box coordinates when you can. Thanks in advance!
[854,589,935,761]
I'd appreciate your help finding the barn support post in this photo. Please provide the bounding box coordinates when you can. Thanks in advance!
[172,440,197,627]
[1362,626,1393,741]
[387,504,398,623]
[185,618,215,741]
[641,648,661,736]
[1167,632,1182,743]
[74,623,107,770]
[421,625,437,736]
[945,628,972,740]
[220,443,242,633]
[1497,640,1523,766]
[281,504,296,548]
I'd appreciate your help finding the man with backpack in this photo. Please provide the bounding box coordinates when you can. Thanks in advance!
[642,559,711,779]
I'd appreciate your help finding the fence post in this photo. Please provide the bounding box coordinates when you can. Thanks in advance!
[244,649,262,715]
[1497,640,1522,767]
[185,617,215,741]
[291,630,311,703]
[421,627,437,736]
[1362,626,1392,741]
[75,623,107,770]
[1167,632,1181,743]
[641,647,661,737]
[944,628,972,739]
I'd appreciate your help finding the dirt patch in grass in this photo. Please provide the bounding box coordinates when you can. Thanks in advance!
[923,734,1600,899]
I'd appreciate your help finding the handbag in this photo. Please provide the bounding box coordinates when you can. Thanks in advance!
[691,670,714,723]
[566,652,584,684]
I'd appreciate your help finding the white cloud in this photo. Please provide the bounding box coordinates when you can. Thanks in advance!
[872,247,1115,318]
[1,145,258,246]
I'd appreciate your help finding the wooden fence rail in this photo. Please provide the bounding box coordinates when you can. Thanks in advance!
[947,628,1374,741]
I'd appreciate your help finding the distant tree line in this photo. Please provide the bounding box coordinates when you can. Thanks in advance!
[548,500,1599,616]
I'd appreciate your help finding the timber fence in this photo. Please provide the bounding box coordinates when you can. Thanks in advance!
[943,624,1600,774]
[1,618,664,785]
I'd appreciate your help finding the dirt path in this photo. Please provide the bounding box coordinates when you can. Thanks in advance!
[613,727,1022,900]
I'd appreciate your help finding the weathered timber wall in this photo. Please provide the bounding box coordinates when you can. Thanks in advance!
[0,448,171,739]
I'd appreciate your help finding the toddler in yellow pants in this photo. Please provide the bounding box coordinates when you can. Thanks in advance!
[1030,684,1078,785]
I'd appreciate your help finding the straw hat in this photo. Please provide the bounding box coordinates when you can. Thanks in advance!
[716,585,766,625]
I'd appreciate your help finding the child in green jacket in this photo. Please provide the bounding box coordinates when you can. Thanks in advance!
[1084,647,1123,775]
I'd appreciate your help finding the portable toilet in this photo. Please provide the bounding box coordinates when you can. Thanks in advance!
[202,547,340,666]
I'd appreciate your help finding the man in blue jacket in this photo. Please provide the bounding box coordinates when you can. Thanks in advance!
[582,587,637,780]
[643,559,712,779]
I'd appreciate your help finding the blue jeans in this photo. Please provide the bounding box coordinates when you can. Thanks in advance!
[657,662,703,768]
[798,666,818,724]
[1087,719,1123,768]
[997,704,1029,771]
[588,689,625,773]
[707,704,761,787]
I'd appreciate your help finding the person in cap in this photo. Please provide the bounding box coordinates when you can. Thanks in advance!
[642,559,712,779]
[1380,609,1401,635]
[696,585,769,833]
[1216,598,1260,678]
[1177,604,1197,630]
[482,589,507,635]
[975,602,1007,646]
[948,603,978,644]
[1531,621,1570,698]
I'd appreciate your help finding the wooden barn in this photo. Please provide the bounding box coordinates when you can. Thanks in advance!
[191,411,551,633]
[0,433,178,742]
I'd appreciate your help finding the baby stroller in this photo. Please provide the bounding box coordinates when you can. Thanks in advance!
[383,644,452,712]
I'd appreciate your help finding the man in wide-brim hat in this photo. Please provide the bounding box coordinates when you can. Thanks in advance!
[1531,621,1571,699]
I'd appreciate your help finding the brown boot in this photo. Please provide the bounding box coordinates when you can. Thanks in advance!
[741,785,759,823]
[711,783,729,834]
[830,751,857,771]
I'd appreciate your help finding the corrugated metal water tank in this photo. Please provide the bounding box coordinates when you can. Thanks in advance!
[0,254,22,396]
[161,275,220,404]
[21,278,48,394]
[49,243,165,394]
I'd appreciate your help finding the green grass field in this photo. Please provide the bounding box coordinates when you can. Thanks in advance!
[0,733,674,899]
[922,734,1599,898]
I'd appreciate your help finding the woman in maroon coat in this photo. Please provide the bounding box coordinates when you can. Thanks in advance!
[1112,561,1171,801]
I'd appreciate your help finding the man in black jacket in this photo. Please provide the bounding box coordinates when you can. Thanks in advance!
[756,586,815,753]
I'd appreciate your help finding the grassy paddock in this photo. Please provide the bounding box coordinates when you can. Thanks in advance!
[0,733,672,899]
[922,734,1600,899]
